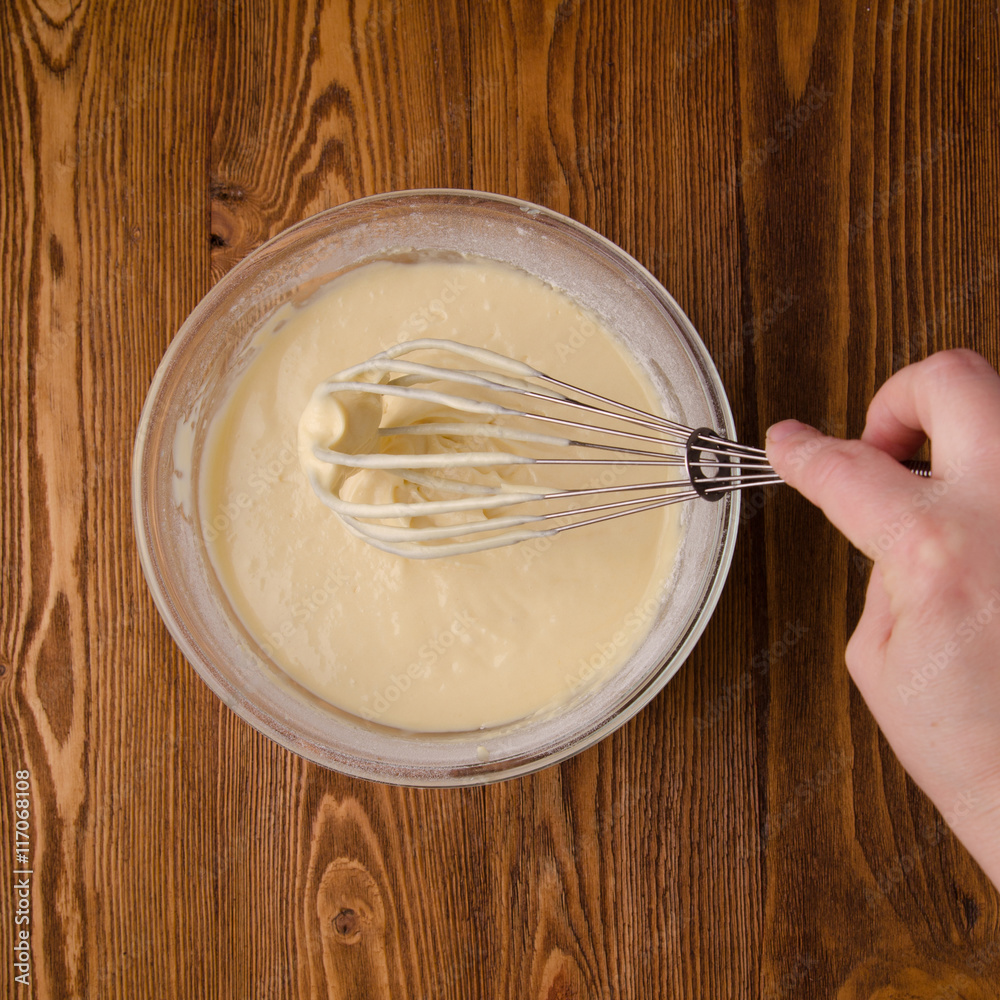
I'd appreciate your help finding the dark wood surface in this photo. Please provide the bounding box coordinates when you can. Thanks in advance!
[3,1,1000,996]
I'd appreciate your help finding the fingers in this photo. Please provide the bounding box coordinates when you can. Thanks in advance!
[765,420,930,558]
[766,351,1000,554]
[862,350,1000,470]
[860,408,926,462]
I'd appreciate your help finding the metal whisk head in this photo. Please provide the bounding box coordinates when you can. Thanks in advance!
[298,339,782,558]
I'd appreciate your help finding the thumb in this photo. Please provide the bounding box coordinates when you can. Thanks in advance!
[765,419,929,558]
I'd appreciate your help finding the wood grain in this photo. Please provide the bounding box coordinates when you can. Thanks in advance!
[2,0,1000,997]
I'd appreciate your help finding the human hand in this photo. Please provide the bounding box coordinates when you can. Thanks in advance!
[765,349,1000,889]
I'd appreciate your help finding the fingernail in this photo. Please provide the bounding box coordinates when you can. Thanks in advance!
[765,419,808,444]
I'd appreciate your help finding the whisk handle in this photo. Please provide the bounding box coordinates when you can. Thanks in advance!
[903,459,932,477]
[685,429,934,502]
[685,427,749,501]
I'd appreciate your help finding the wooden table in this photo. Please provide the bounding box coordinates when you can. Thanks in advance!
[3,2,999,996]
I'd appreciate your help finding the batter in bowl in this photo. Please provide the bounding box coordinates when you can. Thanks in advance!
[200,254,682,731]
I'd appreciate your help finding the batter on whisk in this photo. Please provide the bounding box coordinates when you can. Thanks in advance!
[200,254,682,731]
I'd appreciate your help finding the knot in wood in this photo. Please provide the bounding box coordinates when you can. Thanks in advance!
[333,907,361,943]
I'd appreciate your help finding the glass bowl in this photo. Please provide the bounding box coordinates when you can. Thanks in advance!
[132,190,739,786]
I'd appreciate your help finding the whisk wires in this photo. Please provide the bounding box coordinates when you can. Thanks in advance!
[300,339,781,557]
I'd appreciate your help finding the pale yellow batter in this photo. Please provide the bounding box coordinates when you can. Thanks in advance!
[200,255,681,731]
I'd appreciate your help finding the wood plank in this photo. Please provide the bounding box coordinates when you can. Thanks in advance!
[0,1,217,996]
[207,2,484,998]
[741,0,1000,993]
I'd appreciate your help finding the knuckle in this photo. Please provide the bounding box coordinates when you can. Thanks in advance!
[890,517,975,606]
[894,516,947,560]
[799,439,865,496]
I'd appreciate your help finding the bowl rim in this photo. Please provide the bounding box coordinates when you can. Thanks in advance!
[131,187,740,785]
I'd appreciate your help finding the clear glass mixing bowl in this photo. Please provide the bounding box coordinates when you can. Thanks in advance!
[132,190,739,785]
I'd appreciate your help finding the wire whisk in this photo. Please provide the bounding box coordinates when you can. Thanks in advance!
[297,339,921,558]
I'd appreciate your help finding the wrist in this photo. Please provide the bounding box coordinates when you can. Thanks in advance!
[933,775,1000,890]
